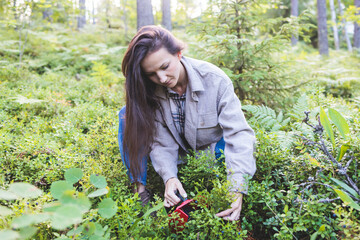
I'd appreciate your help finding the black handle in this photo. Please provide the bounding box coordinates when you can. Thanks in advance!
[165,190,188,214]
[175,190,186,203]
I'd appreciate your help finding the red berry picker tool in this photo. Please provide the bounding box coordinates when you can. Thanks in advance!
[166,190,198,233]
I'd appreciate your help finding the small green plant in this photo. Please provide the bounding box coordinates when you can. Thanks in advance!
[90,61,117,86]
[179,150,226,192]
[0,168,117,240]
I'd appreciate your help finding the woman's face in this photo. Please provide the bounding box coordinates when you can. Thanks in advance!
[141,47,184,89]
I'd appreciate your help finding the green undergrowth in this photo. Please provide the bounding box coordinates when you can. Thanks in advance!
[1,25,360,239]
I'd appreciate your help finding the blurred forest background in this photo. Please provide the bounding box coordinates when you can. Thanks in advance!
[0,0,360,239]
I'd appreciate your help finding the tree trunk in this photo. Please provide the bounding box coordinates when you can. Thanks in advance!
[43,7,53,22]
[291,0,298,46]
[77,0,86,29]
[92,0,95,24]
[122,0,128,39]
[337,0,352,51]
[354,0,360,48]
[317,0,329,56]
[137,0,154,30]
[162,0,172,31]
[329,0,339,50]
[13,0,18,21]
[13,0,18,31]
[105,0,111,28]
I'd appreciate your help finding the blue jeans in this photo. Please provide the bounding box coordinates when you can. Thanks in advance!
[118,106,225,186]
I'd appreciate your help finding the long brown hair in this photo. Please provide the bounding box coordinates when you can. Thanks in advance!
[121,25,184,182]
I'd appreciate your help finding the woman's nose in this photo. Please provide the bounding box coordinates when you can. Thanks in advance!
[158,72,167,83]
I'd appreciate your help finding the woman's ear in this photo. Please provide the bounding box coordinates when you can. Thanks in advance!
[177,51,182,60]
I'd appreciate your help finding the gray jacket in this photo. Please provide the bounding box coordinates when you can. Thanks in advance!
[149,56,256,193]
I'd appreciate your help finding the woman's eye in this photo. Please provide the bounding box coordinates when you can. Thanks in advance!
[162,64,169,70]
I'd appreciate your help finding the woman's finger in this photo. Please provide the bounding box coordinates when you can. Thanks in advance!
[166,190,180,205]
[175,182,187,199]
[223,208,241,221]
[166,196,178,206]
[164,199,170,208]
[215,207,234,217]
[216,193,243,219]
[165,178,185,205]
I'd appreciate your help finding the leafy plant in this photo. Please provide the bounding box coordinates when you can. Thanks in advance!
[242,104,290,132]
[0,168,117,240]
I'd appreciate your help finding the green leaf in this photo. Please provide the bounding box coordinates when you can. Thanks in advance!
[93,223,106,237]
[331,178,360,199]
[328,108,350,140]
[18,226,38,239]
[90,175,107,189]
[276,111,283,122]
[0,206,13,216]
[88,188,108,198]
[336,144,349,162]
[66,225,84,237]
[50,181,73,199]
[334,189,360,211]
[60,192,90,214]
[43,202,61,212]
[0,230,20,240]
[318,224,325,232]
[310,232,318,240]
[59,191,76,204]
[64,168,83,184]
[97,198,117,218]
[51,204,83,230]
[319,107,335,146]
[8,183,43,199]
[11,213,50,228]
[76,193,91,213]
[0,189,18,200]
[284,205,288,214]
[89,236,107,240]
[83,222,96,236]
[143,202,164,218]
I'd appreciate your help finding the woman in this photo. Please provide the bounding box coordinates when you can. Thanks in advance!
[118,25,256,221]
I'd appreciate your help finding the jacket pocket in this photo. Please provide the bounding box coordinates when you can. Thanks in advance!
[198,112,218,128]
[197,112,221,147]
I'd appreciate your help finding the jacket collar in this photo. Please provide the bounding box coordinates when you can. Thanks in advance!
[154,56,204,100]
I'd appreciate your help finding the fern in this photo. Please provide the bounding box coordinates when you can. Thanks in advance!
[292,122,315,141]
[288,93,309,121]
[274,131,296,151]
[242,105,290,132]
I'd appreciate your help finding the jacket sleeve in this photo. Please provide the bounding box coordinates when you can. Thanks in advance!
[149,114,179,184]
[217,81,256,194]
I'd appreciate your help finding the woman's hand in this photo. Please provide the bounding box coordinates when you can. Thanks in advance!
[164,178,187,207]
[215,192,243,221]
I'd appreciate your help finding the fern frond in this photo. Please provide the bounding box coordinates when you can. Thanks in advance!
[242,105,290,132]
[274,131,296,151]
[292,122,315,141]
[288,94,309,121]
